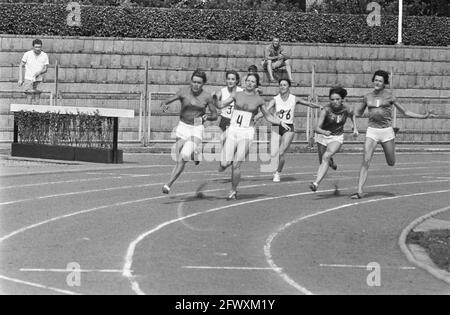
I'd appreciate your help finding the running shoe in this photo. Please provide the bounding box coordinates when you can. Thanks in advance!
[227,191,237,201]
[273,172,281,183]
[162,185,171,194]
[309,182,318,192]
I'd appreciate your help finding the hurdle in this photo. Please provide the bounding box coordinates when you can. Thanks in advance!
[10,104,134,163]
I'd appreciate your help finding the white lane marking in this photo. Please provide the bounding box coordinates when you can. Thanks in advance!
[264,189,450,295]
[399,206,450,285]
[20,268,125,273]
[182,266,282,271]
[0,178,286,243]
[85,170,219,177]
[0,176,223,207]
[319,264,416,270]
[86,160,450,177]
[0,164,175,178]
[2,158,448,186]
[422,176,450,180]
[1,165,448,207]
[1,166,447,294]
[1,174,448,244]
[0,177,123,190]
[123,180,450,295]
[0,274,81,295]
[1,174,448,294]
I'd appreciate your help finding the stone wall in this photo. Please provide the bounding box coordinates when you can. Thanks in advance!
[1,35,448,144]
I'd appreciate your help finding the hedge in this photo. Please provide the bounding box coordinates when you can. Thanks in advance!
[15,110,114,148]
[0,3,449,46]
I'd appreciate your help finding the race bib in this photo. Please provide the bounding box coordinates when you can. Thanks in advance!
[230,110,253,128]
[221,104,234,119]
[277,109,293,123]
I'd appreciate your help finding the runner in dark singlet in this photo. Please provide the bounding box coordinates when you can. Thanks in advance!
[309,87,358,192]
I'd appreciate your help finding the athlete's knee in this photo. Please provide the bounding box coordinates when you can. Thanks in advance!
[362,156,372,168]
[180,153,191,162]
[387,158,396,167]
[232,162,241,170]
[322,152,332,163]
[220,161,230,170]
[180,142,195,161]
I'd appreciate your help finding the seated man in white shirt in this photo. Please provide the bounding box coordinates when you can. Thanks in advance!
[18,39,49,104]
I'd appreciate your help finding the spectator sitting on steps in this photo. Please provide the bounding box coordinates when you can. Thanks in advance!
[261,37,293,84]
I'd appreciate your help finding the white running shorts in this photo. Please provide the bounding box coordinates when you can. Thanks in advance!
[366,127,395,143]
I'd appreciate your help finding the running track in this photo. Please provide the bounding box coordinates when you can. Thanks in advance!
[0,153,449,295]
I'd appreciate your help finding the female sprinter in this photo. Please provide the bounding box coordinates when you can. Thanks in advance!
[266,78,321,182]
[351,70,436,199]
[309,87,358,192]
[214,73,289,200]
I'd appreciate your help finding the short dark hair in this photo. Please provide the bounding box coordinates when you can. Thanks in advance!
[32,39,43,47]
[245,73,260,87]
[225,70,240,85]
[329,87,348,99]
[247,65,258,73]
[279,78,291,87]
[191,70,207,83]
[372,70,390,85]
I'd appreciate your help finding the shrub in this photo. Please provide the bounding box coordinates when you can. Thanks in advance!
[15,110,114,148]
[0,3,449,46]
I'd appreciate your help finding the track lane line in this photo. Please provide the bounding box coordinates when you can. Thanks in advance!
[122,181,450,295]
[0,274,81,295]
[264,190,450,295]
[1,166,448,207]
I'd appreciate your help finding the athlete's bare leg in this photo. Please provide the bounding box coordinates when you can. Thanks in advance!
[313,141,342,187]
[277,131,295,173]
[317,142,327,164]
[381,139,396,166]
[355,137,378,196]
[166,137,199,190]
[284,59,293,82]
[266,60,275,82]
[220,134,235,172]
[229,138,251,199]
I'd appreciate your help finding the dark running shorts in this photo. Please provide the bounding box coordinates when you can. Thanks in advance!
[219,116,231,132]
[273,124,294,137]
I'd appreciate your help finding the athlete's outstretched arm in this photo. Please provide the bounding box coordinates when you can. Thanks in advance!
[160,91,181,112]
[213,93,234,109]
[295,96,321,109]
[265,98,276,112]
[212,90,222,109]
[349,108,359,137]
[355,96,368,117]
[254,99,275,122]
[314,110,331,136]
[260,102,291,131]
[204,97,218,122]
[393,101,436,119]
